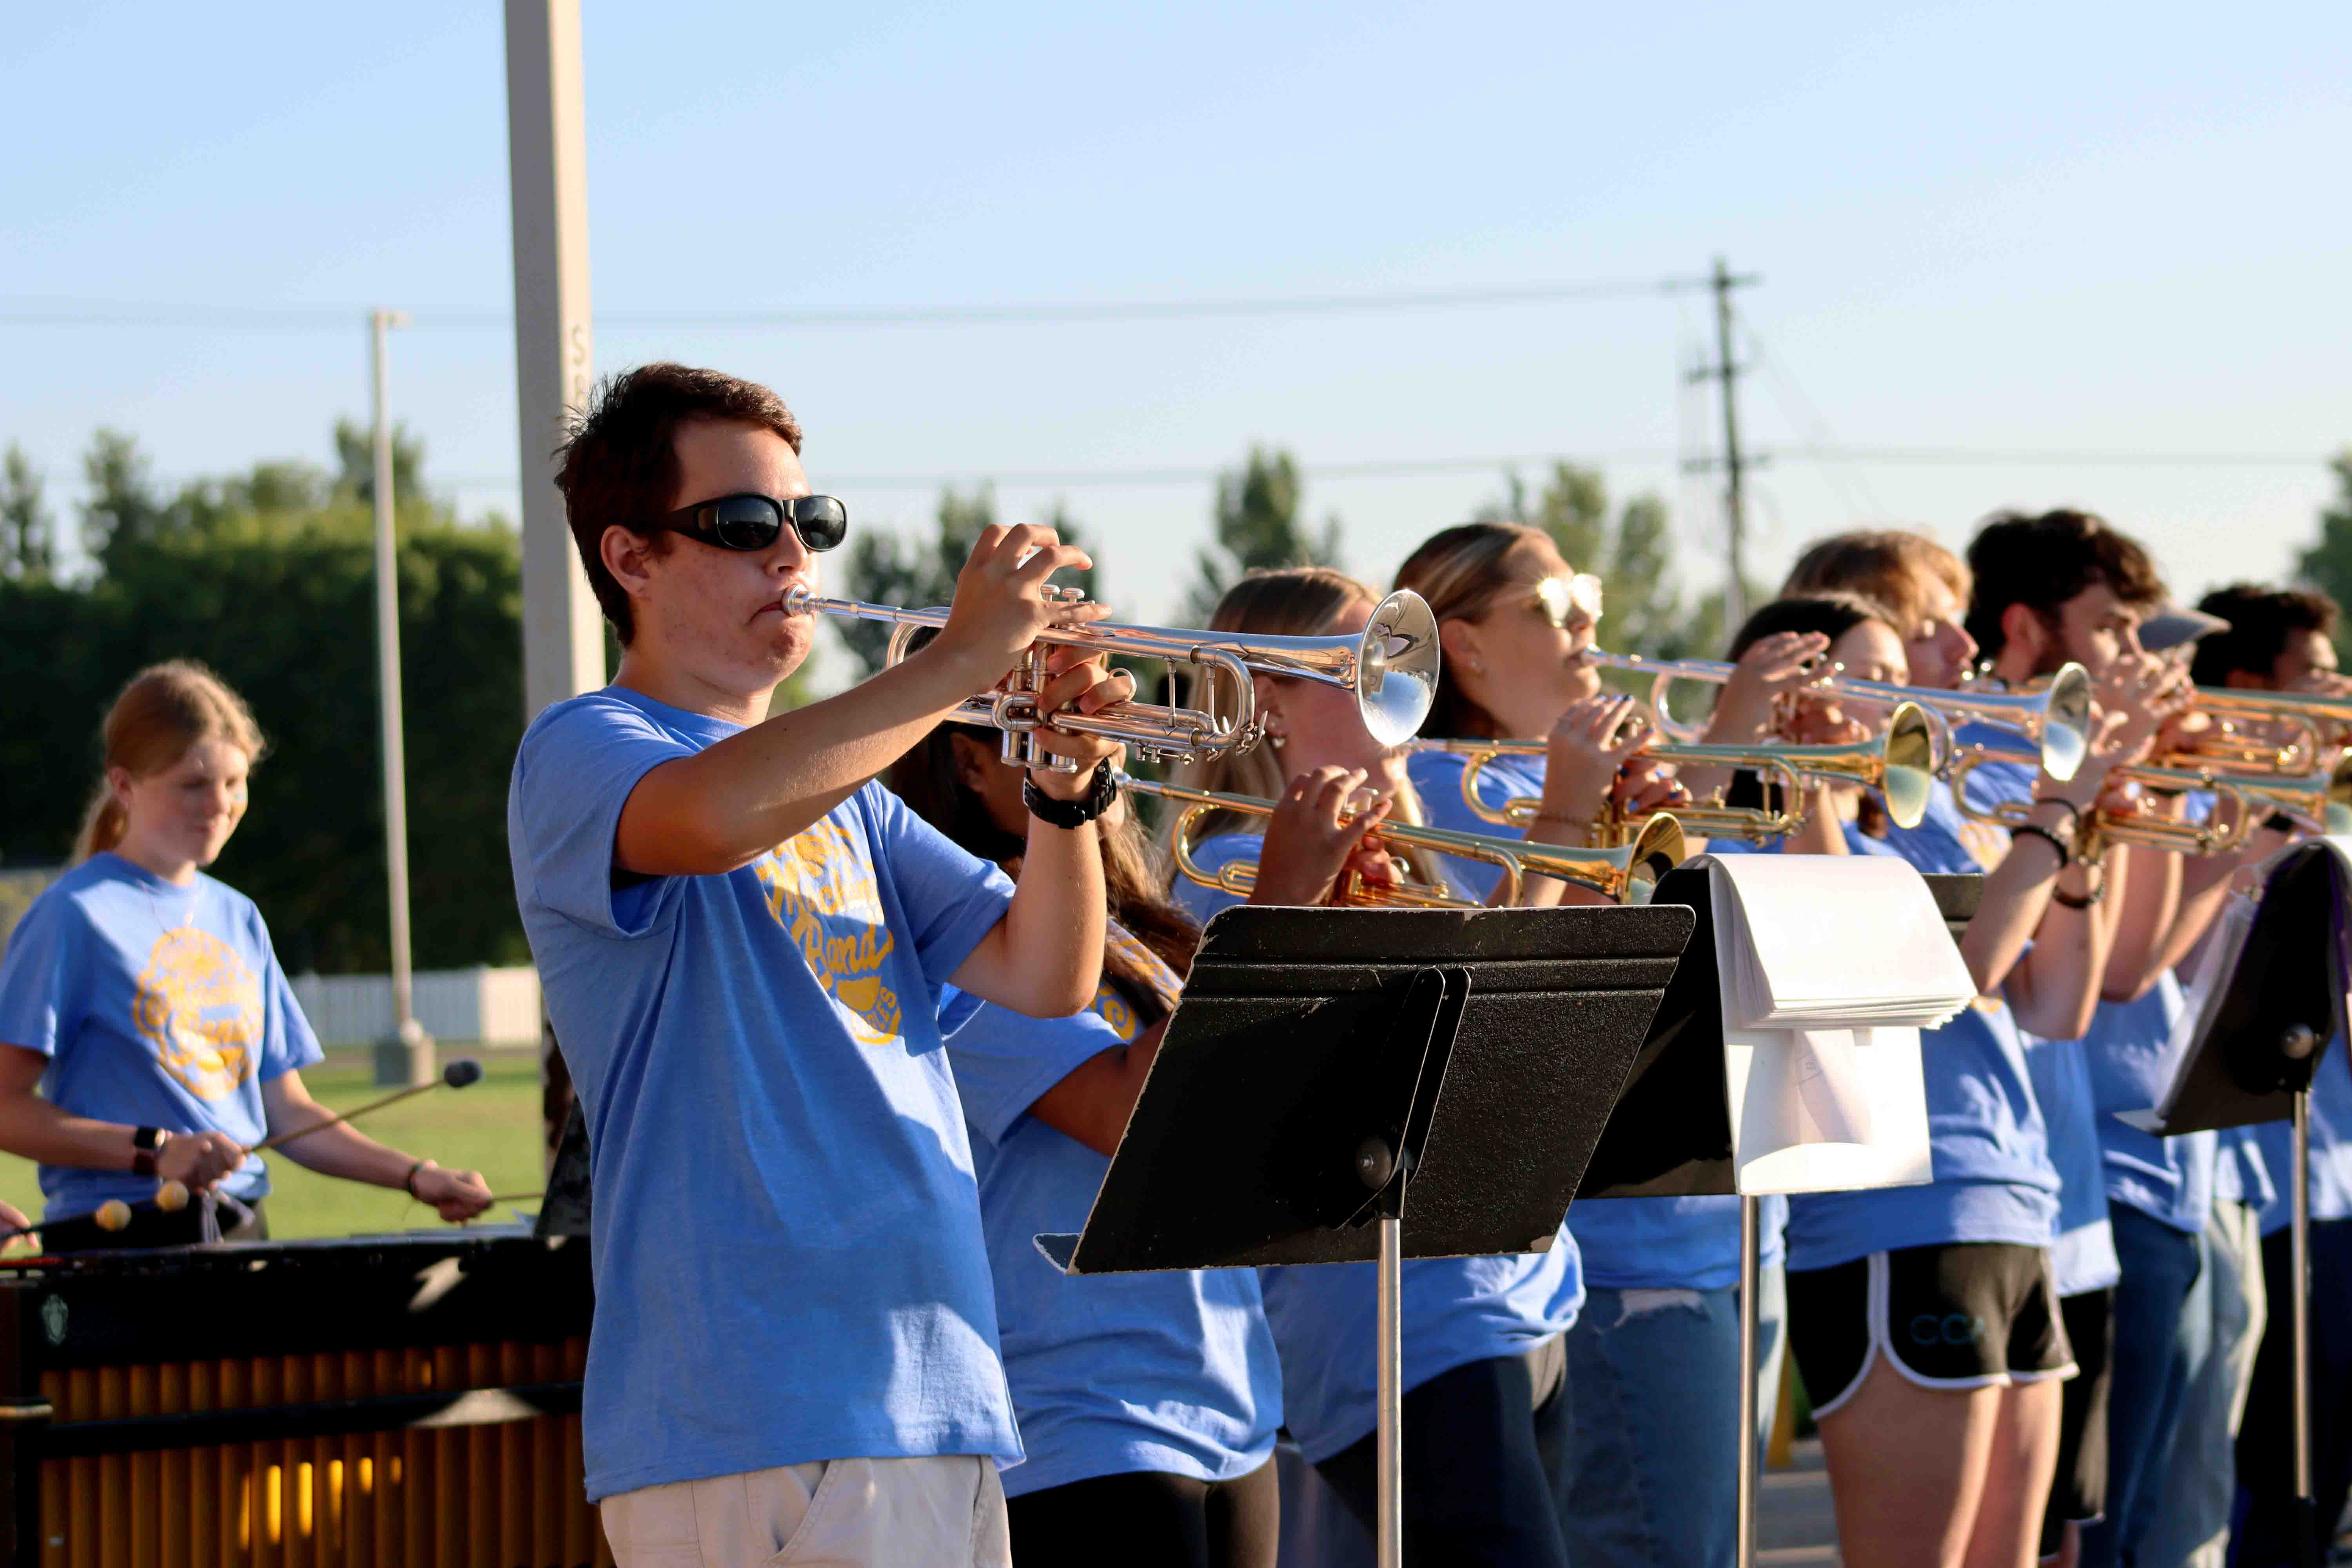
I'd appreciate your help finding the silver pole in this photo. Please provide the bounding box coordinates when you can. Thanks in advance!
[2292,1087,2312,1508]
[1377,1213,1404,1568]
[1737,1192,1759,1568]
[368,310,430,1089]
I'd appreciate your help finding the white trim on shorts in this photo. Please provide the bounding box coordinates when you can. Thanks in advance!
[1810,1250,2078,1419]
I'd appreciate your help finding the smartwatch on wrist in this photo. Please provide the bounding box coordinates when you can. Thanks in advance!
[131,1125,169,1178]
[1023,761,1120,829]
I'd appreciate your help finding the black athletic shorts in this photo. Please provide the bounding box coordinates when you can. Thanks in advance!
[2041,1287,2114,1558]
[1786,1243,2076,1419]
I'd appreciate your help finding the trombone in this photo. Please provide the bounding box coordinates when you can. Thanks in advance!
[1125,775,1689,907]
[784,585,1441,771]
[1577,649,2095,782]
[1413,701,1941,842]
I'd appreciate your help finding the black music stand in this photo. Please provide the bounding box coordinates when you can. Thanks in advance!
[1593,861,1983,1568]
[1037,903,1695,1567]
[2121,840,2348,1568]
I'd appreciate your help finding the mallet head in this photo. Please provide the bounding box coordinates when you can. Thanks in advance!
[441,1059,483,1089]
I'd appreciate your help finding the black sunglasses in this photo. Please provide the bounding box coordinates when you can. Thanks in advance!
[652,493,850,553]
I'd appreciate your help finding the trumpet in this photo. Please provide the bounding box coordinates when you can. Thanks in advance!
[1578,649,2094,782]
[1946,755,2269,857]
[1126,774,1689,907]
[784,585,1440,771]
[2170,684,2352,777]
[1413,701,1940,842]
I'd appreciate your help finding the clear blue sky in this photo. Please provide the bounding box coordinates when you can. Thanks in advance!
[6,2,2348,667]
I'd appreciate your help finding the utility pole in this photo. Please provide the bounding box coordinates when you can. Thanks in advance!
[506,0,599,1170]
[1687,257,1760,626]
[368,309,433,1088]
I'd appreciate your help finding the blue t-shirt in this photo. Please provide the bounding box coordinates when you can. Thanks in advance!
[1170,854,1585,1462]
[2256,1036,2352,1236]
[508,686,1023,1499]
[2078,977,2216,1235]
[0,853,319,1215]
[945,923,1282,1496]
[1720,774,2063,1272]
[1404,748,1787,1291]
[1961,739,2220,1236]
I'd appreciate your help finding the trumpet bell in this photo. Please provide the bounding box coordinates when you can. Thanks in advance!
[1882,702,1938,831]
[1619,813,1687,905]
[1354,590,1444,748]
[2033,664,2093,783]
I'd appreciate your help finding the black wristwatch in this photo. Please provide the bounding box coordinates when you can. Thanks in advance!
[1022,760,1120,829]
[131,1125,169,1178]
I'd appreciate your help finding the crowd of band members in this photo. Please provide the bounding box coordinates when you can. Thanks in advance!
[3,358,2348,1568]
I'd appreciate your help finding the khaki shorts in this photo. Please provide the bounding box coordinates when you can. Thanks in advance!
[600,1454,1010,1568]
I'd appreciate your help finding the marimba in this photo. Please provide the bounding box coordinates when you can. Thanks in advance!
[0,1232,604,1567]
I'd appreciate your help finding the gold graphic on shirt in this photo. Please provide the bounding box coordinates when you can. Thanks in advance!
[1089,919,1181,1044]
[130,928,261,1100]
[753,818,904,1045]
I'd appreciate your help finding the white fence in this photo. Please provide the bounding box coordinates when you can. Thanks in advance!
[289,967,541,1047]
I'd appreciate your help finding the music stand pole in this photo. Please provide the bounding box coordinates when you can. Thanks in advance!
[1377,1213,1405,1568]
[2292,1083,2315,1568]
[1735,1192,1759,1568]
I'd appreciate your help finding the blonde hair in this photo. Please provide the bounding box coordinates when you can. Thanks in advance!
[1392,521,1556,738]
[73,661,266,863]
[1781,530,1970,642]
[1168,566,1391,845]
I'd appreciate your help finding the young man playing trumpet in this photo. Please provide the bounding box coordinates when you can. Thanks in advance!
[1964,510,2269,1568]
[507,363,1132,1566]
[2185,584,2352,1568]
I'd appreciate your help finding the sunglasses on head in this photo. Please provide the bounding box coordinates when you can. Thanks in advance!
[1526,573,1603,629]
[652,493,850,553]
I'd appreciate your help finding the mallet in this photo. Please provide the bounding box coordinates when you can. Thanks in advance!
[251,1058,484,1155]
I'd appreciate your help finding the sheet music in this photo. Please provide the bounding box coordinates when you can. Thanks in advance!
[1706,855,1976,1029]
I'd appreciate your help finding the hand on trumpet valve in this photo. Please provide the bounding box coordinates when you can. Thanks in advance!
[929,521,1111,686]
[2094,653,2194,769]
[1021,648,1138,796]
[1708,632,1834,744]
[1609,758,1691,820]
[1251,766,1399,907]
[1540,694,1657,819]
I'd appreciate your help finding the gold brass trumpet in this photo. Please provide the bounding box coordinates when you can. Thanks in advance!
[2171,684,2352,777]
[784,586,1441,772]
[1579,650,2095,782]
[1413,701,1940,843]
[1125,775,1689,907]
[1947,755,2281,857]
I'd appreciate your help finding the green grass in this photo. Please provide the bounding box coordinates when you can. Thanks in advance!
[0,1048,550,1239]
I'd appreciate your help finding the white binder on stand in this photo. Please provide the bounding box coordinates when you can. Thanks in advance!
[1709,853,1974,1196]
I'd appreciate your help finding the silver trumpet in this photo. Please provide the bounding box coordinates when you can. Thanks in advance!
[1578,649,2095,782]
[782,585,1441,772]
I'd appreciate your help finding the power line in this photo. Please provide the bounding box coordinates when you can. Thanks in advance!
[0,276,1719,334]
[415,444,2333,495]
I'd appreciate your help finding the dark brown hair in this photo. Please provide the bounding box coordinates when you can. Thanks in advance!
[1963,509,2165,662]
[553,363,806,644]
[2190,583,2341,687]
[1724,592,1896,664]
[75,661,267,862]
[1781,530,1969,641]
[1726,594,1901,837]
[1392,521,1553,738]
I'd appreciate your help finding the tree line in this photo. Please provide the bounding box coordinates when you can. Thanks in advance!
[7,428,2348,973]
